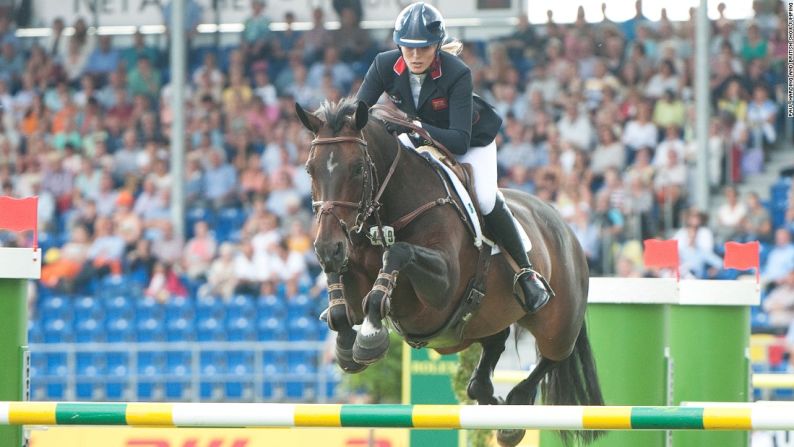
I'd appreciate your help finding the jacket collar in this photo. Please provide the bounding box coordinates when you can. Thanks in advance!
[393,55,442,80]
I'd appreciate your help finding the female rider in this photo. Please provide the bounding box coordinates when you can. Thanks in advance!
[355,2,552,313]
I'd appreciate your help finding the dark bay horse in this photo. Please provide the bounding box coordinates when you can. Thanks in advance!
[296,98,604,447]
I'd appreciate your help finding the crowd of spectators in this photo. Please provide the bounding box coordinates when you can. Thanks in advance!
[0,1,791,338]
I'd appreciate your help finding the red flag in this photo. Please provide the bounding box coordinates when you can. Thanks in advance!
[724,241,760,282]
[643,238,679,269]
[0,196,38,248]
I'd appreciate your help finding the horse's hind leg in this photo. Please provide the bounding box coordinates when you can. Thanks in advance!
[497,357,558,447]
[353,241,453,364]
[467,327,510,405]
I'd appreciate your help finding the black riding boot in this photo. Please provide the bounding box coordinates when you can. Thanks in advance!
[484,194,553,314]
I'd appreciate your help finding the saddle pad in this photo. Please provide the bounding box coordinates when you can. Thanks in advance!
[396,134,532,254]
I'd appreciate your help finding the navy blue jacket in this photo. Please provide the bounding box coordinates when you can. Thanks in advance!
[356,49,503,155]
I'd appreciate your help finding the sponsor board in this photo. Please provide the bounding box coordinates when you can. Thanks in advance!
[29,426,409,447]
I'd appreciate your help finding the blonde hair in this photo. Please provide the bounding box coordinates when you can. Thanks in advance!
[440,39,463,56]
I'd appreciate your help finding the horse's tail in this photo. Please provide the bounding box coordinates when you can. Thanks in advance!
[543,322,606,446]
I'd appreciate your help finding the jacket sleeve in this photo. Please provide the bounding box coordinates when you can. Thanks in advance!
[355,55,385,108]
[421,70,473,155]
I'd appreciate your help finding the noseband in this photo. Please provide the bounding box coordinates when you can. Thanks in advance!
[310,133,402,246]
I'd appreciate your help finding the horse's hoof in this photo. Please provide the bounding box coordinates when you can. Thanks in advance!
[467,378,497,405]
[336,345,368,374]
[497,429,526,447]
[352,327,390,365]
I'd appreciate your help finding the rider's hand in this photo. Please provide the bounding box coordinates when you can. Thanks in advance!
[385,122,414,135]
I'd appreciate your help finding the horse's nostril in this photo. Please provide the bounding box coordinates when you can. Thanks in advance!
[334,241,344,258]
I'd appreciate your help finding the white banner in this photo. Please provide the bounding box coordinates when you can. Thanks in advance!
[31,0,519,28]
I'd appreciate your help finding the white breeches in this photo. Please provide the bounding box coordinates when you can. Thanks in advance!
[454,139,498,215]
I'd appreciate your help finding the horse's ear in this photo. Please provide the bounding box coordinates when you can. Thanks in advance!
[353,100,369,131]
[295,102,322,133]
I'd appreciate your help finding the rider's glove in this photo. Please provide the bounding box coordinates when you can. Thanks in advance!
[385,122,414,136]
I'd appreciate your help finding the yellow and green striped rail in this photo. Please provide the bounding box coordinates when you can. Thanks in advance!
[1,403,794,430]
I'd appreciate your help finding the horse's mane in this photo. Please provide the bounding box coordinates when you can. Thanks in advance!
[313,97,388,135]
[313,97,361,134]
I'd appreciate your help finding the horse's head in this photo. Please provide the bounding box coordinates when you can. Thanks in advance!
[296,98,371,274]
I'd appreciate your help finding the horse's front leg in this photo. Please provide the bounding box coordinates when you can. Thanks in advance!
[322,272,368,373]
[353,241,454,364]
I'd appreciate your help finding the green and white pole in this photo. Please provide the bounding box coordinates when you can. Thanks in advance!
[669,280,758,447]
[540,278,678,447]
[0,247,41,447]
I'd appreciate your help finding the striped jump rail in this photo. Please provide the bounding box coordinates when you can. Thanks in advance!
[2,403,794,430]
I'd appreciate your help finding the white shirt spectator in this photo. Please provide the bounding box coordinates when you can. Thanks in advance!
[716,202,747,232]
[652,138,686,168]
[269,250,307,282]
[622,120,658,150]
[557,110,593,151]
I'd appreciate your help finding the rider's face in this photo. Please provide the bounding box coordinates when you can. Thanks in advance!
[400,45,436,74]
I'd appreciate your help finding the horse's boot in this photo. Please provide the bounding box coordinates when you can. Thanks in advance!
[484,194,554,314]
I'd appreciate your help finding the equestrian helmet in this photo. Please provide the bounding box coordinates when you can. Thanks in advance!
[393,2,446,48]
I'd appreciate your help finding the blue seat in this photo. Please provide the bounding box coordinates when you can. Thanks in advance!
[105,295,133,320]
[105,381,126,399]
[74,296,103,321]
[136,296,164,321]
[287,351,317,372]
[287,294,313,319]
[200,381,217,400]
[136,317,165,342]
[166,351,191,374]
[166,317,195,342]
[227,317,255,341]
[29,352,45,378]
[74,318,103,343]
[197,317,225,341]
[216,208,246,242]
[200,351,226,373]
[106,317,133,342]
[46,381,66,399]
[40,295,70,322]
[257,294,286,319]
[137,381,157,400]
[196,296,225,320]
[137,351,166,377]
[164,350,191,400]
[45,353,67,376]
[227,351,254,372]
[288,316,319,341]
[165,380,189,400]
[225,350,252,400]
[257,317,286,341]
[227,294,255,320]
[186,208,215,238]
[76,352,102,376]
[263,350,286,370]
[105,352,129,376]
[43,318,72,343]
[165,298,195,320]
[100,275,134,297]
[284,366,314,401]
[261,359,287,400]
[28,320,44,344]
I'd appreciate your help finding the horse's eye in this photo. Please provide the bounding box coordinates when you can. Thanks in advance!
[353,164,364,176]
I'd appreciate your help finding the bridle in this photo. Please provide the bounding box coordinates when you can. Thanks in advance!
[309,131,402,248]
